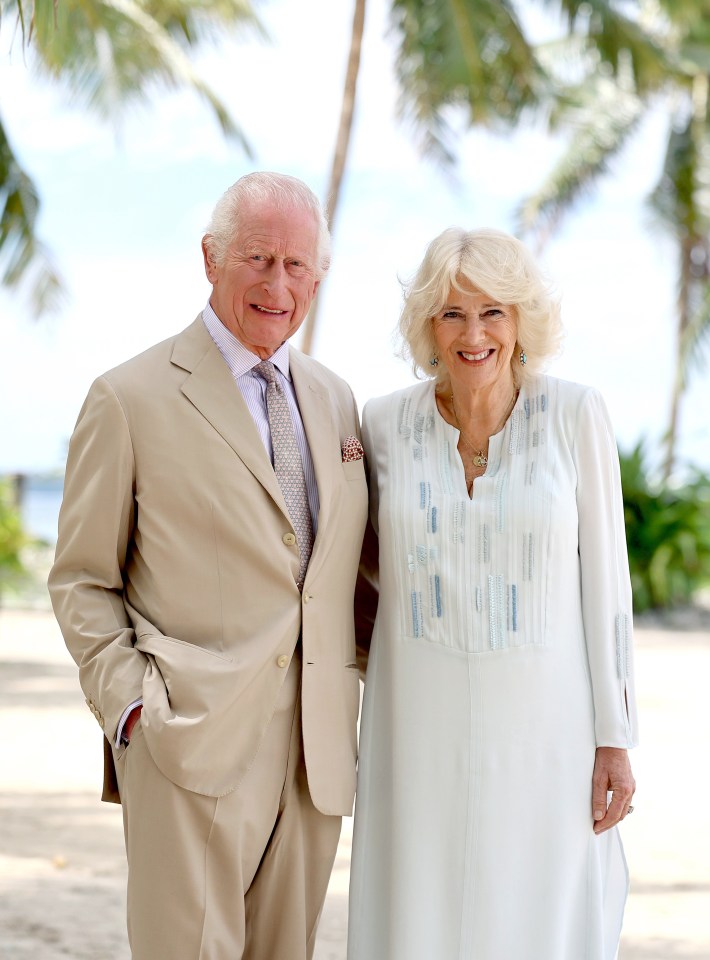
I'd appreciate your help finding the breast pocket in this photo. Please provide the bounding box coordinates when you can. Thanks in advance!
[342,459,366,482]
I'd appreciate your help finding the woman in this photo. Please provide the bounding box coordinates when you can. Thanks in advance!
[348,228,638,960]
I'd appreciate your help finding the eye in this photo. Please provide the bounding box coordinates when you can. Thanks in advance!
[287,259,309,276]
[483,307,505,320]
[440,309,464,321]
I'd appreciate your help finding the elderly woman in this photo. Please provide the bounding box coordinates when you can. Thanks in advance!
[348,228,638,960]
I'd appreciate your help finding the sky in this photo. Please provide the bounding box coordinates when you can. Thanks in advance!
[0,0,708,478]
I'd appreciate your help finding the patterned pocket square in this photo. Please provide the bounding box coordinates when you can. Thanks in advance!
[341,436,364,462]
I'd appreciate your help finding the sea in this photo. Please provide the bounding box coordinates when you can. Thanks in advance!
[20,475,64,545]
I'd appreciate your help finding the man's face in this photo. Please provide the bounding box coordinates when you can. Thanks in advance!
[202,199,320,359]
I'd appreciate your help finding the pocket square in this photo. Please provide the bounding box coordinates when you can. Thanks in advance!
[341,436,364,463]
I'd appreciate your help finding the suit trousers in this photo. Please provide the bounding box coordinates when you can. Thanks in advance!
[113,649,342,960]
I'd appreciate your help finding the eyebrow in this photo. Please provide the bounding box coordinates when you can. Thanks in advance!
[439,300,503,311]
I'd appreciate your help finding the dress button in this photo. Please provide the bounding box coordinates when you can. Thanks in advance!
[282,533,296,546]
[303,593,311,604]
[277,654,290,668]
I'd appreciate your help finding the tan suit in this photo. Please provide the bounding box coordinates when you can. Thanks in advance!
[49,316,370,958]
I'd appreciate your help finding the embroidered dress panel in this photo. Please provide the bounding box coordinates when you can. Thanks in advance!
[253,361,314,589]
[386,384,554,653]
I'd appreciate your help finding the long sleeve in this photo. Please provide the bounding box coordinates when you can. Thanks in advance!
[48,375,148,741]
[574,388,638,748]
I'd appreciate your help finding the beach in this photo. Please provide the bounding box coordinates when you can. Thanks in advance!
[1,604,709,959]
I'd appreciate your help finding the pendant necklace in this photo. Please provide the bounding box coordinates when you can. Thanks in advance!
[451,390,518,469]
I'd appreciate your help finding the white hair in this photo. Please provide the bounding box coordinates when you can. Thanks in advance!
[203,171,331,279]
[399,227,563,386]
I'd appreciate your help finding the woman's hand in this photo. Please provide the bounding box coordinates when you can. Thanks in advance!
[592,746,636,834]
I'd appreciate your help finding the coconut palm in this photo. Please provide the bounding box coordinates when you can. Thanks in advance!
[300,0,666,355]
[517,0,710,476]
[0,0,262,316]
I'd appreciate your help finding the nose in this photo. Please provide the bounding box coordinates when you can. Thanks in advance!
[262,260,287,296]
[463,313,486,341]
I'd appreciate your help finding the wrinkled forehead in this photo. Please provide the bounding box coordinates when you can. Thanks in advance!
[235,201,319,257]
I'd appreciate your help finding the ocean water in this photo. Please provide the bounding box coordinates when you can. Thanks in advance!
[22,481,63,545]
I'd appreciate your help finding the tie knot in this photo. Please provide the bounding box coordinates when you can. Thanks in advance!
[253,361,279,385]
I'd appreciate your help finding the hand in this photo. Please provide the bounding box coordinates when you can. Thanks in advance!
[592,746,635,834]
[123,705,143,743]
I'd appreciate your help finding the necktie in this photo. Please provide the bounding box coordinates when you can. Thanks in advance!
[253,361,314,590]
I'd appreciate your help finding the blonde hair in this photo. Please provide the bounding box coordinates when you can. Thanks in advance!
[203,171,331,279]
[399,227,563,385]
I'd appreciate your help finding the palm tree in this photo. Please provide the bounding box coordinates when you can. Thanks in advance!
[517,0,710,477]
[300,0,665,356]
[0,0,262,317]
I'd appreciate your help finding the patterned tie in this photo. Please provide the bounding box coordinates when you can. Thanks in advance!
[253,361,314,590]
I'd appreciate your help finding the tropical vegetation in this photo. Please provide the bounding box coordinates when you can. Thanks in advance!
[620,442,710,612]
[302,0,667,352]
[518,0,710,477]
[0,477,29,607]
[0,0,261,317]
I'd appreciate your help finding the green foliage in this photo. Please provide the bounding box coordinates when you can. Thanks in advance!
[620,442,710,612]
[0,477,30,603]
[518,0,710,472]
[0,0,261,316]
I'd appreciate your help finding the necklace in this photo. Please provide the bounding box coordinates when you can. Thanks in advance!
[450,390,518,470]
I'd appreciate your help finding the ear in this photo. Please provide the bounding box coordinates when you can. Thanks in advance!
[201,237,217,283]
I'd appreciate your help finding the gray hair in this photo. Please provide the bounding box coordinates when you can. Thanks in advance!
[203,171,331,279]
[399,227,563,386]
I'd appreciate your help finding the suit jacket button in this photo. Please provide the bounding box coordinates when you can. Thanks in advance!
[277,654,290,668]
[303,593,311,604]
[282,533,296,546]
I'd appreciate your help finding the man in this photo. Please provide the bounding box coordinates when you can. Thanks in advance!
[49,171,372,960]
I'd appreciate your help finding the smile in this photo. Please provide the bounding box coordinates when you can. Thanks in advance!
[460,349,492,362]
[253,305,286,315]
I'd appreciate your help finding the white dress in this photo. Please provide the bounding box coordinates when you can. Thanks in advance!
[348,376,639,960]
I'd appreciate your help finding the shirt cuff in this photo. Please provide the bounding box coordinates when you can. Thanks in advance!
[115,699,143,747]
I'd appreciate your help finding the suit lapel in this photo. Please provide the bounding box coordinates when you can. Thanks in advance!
[171,319,289,518]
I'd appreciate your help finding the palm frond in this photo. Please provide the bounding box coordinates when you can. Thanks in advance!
[516,74,643,238]
[9,0,261,148]
[678,282,710,385]
[537,0,673,94]
[0,115,65,316]
[390,0,547,168]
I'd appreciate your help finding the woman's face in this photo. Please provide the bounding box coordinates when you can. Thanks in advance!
[432,281,518,393]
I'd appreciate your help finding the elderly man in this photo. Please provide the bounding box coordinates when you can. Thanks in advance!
[49,171,372,960]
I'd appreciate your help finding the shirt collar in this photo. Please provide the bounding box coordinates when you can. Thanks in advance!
[202,301,291,380]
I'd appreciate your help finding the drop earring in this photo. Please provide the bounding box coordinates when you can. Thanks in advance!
[519,350,527,366]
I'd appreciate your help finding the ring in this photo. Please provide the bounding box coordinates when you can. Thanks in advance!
[627,805,634,814]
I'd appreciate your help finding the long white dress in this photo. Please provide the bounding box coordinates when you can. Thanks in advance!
[348,375,639,960]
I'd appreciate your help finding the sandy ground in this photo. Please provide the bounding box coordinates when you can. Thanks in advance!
[1,607,709,960]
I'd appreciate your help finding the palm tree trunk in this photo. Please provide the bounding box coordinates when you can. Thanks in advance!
[300,0,367,356]
[663,240,692,479]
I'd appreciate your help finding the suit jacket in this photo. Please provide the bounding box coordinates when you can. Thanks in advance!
[48,316,369,814]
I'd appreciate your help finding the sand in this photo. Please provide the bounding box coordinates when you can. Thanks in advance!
[1,607,709,959]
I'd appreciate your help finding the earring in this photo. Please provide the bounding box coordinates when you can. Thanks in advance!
[519,350,527,366]
[429,355,439,367]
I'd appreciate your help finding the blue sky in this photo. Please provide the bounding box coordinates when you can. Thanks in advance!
[1,0,707,476]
